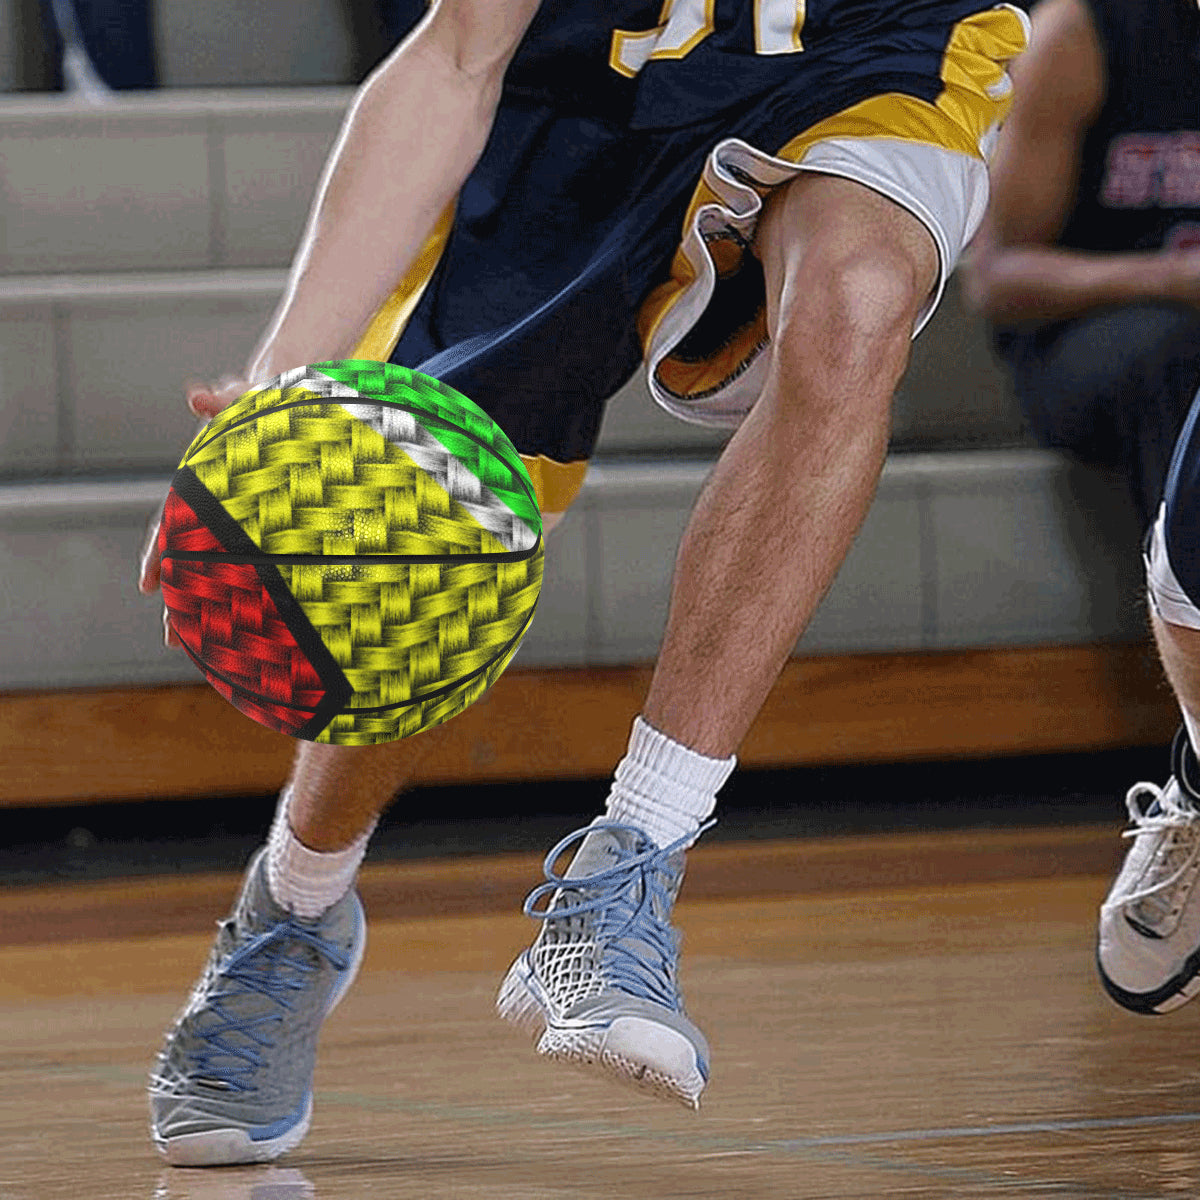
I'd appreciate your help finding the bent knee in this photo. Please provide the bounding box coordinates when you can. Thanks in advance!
[776,242,931,364]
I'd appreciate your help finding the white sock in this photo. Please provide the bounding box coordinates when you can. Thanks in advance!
[265,788,375,920]
[604,716,737,849]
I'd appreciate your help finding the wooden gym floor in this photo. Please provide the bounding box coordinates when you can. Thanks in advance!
[6,821,1200,1199]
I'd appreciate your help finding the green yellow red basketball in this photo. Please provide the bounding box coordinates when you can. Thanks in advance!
[157,361,543,745]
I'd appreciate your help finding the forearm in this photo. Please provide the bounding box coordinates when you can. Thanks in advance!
[965,243,1184,325]
[245,37,504,383]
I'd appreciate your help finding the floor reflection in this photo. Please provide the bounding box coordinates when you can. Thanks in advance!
[154,1166,315,1200]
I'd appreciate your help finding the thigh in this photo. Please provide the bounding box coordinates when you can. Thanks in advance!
[637,2,1030,429]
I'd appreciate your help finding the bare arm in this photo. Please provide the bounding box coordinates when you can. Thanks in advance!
[247,0,545,381]
[139,0,543,602]
[963,0,1200,324]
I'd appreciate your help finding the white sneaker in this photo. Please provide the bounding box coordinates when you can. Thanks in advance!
[496,820,711,1108]
[1098,728,1200,1013]
[148,850,366,1165]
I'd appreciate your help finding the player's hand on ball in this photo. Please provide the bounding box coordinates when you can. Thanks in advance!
[186,376,249,421]
[138,377,250,647]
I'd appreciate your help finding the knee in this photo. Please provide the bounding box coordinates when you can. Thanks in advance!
[757,246,928,435]
[772,241,930,387]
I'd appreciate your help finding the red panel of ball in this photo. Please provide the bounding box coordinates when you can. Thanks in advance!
[158,487,329,738]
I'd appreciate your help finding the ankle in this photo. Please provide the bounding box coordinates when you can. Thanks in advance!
[265,788,375,919]
[604,716,735,849]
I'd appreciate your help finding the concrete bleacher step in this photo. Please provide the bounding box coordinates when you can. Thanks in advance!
[0,0,364,93]
[0,89,1025,463]
[0,267,733,480]
[1,90,350,277]
[0,450,1145,692]
[0,87,1144,703]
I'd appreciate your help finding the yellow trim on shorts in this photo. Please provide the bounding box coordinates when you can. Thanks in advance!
[522,454,589,515]
[349,203,589,520]
[774,6,1026,164]
[636,4,1028,369]
[351,201,456,362]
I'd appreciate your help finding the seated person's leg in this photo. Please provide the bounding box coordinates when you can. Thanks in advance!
[1000,304,1200,527]
[69,0,157,89]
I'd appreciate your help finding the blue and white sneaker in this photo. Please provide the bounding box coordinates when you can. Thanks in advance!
[497,820,711,1109]
[1099,727,1200,1014]
[148,850,365,1166]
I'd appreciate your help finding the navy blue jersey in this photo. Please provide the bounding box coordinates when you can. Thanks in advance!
[366,0,1027,512]
[616,0,1026,129]
[1059,0,1200,255]
[392,0,1024,127]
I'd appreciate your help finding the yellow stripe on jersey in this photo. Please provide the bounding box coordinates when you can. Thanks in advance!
[775,5,1027,163]
[637,4,1028,370]
[352,201,456,363]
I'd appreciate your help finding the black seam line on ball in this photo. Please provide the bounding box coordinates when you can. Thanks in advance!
[186,388,538,511]
[185,592,538,716]
[161,539,542,567]
[168,468,353,722]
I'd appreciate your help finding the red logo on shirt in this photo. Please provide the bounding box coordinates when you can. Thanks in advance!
[1101,133,1200,208]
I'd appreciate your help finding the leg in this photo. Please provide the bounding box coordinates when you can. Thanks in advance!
[149,511,563,1166]
[285,505,567,851]
[1152,615,1200,750]
[1099,387,1200,1013]
[1005,304,1200,528]
[498,173,938,1106]
[643,173,938,756]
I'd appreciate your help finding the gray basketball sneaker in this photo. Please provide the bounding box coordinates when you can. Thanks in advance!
[497,819,712,1109]
[1098,727,1200,1014]
[149,850,365,1166]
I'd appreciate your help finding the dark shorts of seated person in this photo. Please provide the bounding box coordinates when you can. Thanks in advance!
[994,306,1200,531]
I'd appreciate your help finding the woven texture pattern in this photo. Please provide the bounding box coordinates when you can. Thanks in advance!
[159,489,328,738]
[284,555,541,745]
[162,362,543,744]
[312,361,541,540]
[180,362,541,548]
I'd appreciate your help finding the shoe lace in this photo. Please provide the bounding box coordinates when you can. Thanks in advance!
[1104,780,1200,914]
[183,918,350,1093]
[523,819,715,1010]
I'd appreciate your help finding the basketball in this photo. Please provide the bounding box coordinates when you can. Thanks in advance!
[157,361,544,745]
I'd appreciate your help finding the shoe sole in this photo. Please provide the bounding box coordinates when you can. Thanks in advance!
[496,953,706,1110]
[1097,939,1200,1015]
[153,896,368,1167]
[155,1093,314,1167]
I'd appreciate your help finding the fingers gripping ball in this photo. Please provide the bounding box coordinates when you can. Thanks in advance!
[158,362,544,745]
